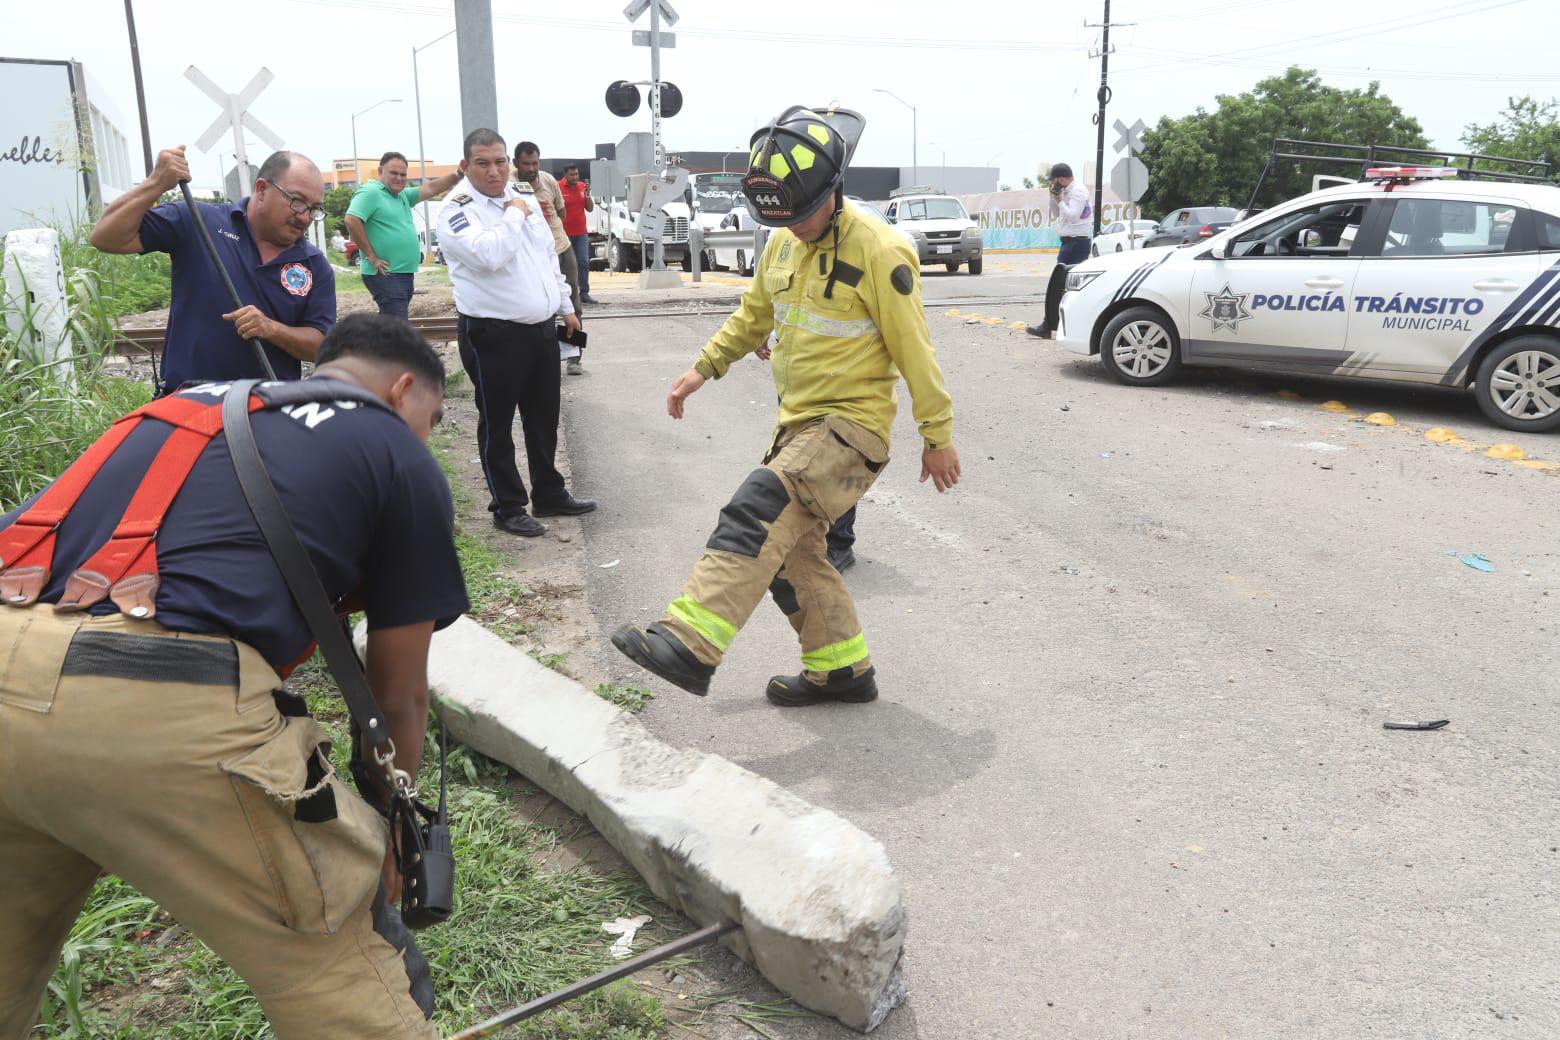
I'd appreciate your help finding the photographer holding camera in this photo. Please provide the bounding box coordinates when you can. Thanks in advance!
[1027,162,1093,340]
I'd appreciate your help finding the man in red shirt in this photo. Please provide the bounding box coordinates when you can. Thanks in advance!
[558,165,596,306]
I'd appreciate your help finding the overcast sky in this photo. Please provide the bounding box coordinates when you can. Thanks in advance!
[12,0,1560,190]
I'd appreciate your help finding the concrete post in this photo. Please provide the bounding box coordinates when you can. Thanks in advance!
[453,0,498,136]
[3,228,75,383]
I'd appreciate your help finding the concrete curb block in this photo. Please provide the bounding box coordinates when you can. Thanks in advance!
[374,616,907,1031]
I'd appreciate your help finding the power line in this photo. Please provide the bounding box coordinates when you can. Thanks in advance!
[1124,46,1560,83]
[1115,0,1529,75]
[284,0,1083,52]
[1139,0,1308,24]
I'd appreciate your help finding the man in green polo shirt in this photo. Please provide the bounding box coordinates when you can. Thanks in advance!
[345,151,460,319]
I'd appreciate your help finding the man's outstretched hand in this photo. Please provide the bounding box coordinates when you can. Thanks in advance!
[920,445,962,492]
[667,367,706,419]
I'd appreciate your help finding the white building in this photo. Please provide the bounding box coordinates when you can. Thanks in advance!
[0,57,141,236]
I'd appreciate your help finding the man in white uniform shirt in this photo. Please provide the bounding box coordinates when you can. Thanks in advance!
[1027,161,1093,340]
[439,128,596,537]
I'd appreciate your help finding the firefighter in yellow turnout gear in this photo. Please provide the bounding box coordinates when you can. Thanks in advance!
[611,105,960,706]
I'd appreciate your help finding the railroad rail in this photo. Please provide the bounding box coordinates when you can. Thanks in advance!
[112,295,1044,355]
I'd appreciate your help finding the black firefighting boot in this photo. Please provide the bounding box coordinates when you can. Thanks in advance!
[766,665,878,707]
[611,622,714,697]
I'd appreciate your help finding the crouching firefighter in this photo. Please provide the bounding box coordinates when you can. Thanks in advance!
[611,104,961,706]
[0,313,469,1040]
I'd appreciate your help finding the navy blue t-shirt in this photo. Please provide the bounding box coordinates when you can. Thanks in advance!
[139,200,337,391]
[0,379,468,671]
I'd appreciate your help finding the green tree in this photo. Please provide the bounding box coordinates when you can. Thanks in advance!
[1137,67,1427,218]
[1021,176,1035,190]
[1462,96,1560,174]
[323,185,356,235]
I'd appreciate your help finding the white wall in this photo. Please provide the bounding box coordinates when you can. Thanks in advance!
[0,57,141,234]
[0,59,87,234]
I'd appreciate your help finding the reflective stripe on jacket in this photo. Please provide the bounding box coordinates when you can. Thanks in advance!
[694,201,954,450]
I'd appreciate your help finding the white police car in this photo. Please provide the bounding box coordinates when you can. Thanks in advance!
[1056,167,1560,432]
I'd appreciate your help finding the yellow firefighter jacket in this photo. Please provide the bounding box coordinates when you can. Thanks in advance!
[693,201,955,451]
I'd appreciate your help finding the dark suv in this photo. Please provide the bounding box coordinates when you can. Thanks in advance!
[1143,206,1240,248]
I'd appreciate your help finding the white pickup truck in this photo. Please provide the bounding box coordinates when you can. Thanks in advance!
[600,192,692,273]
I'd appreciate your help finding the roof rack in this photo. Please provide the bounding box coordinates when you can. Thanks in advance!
[1245,138,1552,213]
[889,184,937,198]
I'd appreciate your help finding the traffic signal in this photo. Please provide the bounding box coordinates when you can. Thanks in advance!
[604,80,682,118]
[605,80,641,117]
[659,82,683,118]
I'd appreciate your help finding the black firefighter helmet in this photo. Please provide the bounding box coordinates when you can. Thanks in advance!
[740,105,865,227]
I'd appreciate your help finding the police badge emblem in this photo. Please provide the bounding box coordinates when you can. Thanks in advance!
[1198,284,1251,333]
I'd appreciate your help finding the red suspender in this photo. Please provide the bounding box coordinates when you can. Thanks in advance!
[0,392,263,618]
[0,412,145,607]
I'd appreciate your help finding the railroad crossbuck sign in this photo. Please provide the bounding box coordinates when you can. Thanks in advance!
[1110,118,1148,204]
[185,66,284,197]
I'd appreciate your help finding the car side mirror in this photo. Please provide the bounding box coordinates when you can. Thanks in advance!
[1209,241,1228,260]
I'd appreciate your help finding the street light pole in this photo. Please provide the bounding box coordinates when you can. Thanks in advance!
[873,88,917,186]
[350,97,403,190]
[413,30,456,260]
[929,141,947,193]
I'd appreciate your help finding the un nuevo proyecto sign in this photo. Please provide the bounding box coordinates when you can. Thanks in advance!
[0,58,92,236]
[956,188,1145,250]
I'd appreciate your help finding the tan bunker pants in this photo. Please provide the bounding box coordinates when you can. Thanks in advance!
[0,606,438,1040]
[659,415,888,680]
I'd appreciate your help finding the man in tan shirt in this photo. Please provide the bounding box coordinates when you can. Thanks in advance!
[514,141,586,374]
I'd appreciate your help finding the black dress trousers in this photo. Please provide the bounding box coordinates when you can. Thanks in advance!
[457,313,566,516]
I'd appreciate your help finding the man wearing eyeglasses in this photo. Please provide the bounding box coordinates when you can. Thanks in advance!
[91,146,337,394]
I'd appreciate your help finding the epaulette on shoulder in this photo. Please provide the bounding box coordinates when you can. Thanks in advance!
[450,193,473,206]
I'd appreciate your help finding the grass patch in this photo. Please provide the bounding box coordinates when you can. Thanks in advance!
[595,683,655,712]
[1,231,156,508]
[57,230,171,317]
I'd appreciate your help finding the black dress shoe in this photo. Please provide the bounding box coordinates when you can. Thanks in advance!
[532,494,597,517]
[493,512,547,537]
[611,622,714,696]
[1025,323,1053,339]
[827,546,856,574]
[766,666,878,707]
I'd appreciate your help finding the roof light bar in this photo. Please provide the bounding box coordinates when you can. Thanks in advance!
[1364,166,1458,180]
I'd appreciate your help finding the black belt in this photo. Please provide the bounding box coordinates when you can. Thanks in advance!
[1061,235,1088,241]
[62,629,239,687]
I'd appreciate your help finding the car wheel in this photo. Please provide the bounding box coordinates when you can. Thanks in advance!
[968,256,983,275]
[608,238,626,273]
[943,261,960,273]
[1090,243,1099,258]
[1099,306,1182,386]
[736,249,751,276]
[1114,244,1123,252]
[1474,335,1560,433]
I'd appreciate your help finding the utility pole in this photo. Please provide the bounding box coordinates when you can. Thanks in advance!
[649,1,664,172]
[1086,1,1133,238]
[452,0,498,135]
[413,30,455,260]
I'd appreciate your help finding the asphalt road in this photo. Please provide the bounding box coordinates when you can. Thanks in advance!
[560,269,1559,1039]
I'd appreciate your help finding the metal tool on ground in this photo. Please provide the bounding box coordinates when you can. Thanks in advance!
[1384,719,1451,731]
[449,920,740,1039]
[177,181,277,380]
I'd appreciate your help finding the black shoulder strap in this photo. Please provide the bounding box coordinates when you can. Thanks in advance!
[220,380,392,759]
